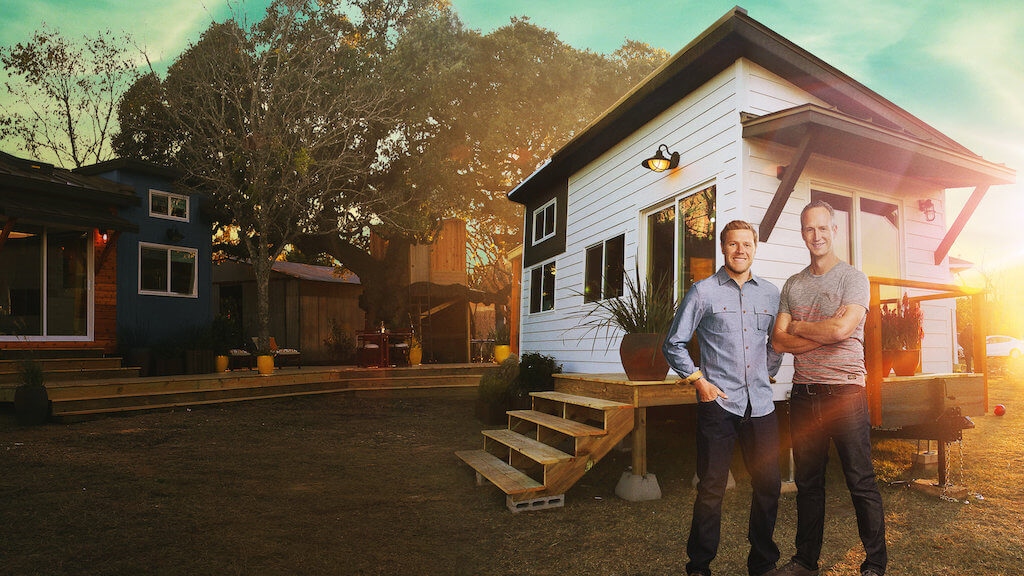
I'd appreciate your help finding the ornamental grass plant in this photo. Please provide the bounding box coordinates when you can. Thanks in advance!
[881,293,924,350]
[576,267,677,346]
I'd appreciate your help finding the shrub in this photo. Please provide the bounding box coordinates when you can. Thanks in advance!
[323,319,357,364]
[516,352,561,395]
[18,359,44,389]
[478,356,520,406]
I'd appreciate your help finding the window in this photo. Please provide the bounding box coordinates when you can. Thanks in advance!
[584,234,625,303]
[645,185,717,304]
[140,243,197,297]
[533,199,556,244]
[529,261,556,313]
[149,190,189,221]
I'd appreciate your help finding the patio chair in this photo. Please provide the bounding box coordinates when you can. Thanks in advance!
[227,348,254,370]
[250,337,302,369]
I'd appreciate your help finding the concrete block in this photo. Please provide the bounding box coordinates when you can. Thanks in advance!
[507,494,564,513]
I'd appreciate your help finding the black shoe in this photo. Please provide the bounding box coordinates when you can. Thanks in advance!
[767,560,819,576]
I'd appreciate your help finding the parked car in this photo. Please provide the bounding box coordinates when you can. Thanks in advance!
[986,335,1024,359]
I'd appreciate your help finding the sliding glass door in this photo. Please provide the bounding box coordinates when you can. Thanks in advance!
[0,223,91,339]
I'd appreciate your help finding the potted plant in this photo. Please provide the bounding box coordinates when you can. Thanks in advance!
[14,359,49,425]
[408,334,423,366]
[491,323,511,364]
[209,315,235,372]
[881,294,924,376]
[577,268,676,381]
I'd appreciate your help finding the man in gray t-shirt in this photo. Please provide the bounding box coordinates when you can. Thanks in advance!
[778,260,869,386]
[770,201,887,576]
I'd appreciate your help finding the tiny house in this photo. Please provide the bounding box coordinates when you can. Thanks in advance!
[508,7,1014,405]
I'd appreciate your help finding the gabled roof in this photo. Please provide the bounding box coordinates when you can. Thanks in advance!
[508,6,1001,204]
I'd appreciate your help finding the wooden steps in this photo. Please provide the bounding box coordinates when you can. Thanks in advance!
[455,450,544,495]
[0,350,137,402]
[0,347,105,360]
[458,391,633,512]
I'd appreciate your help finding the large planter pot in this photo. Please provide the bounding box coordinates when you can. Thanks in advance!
[215,355,230,373]
[881,350,895,377]
[14,385,49,426]
[257,355,275,375]
[619,333,670,382]
[891,349,921,377]
[493,345,511,364]
[408,347,422,366]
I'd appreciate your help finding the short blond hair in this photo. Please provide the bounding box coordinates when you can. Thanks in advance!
[719,220,758,245]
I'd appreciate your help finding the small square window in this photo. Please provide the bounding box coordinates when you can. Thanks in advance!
[149,190,190,222]
[532,199,556,244]
[582,234,625,302]
[529,261,556,313]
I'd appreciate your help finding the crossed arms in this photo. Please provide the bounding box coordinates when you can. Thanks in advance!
[772,304,866,354]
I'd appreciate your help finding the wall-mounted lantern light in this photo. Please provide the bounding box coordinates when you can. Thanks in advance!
[641,144,680,173]
[918,199,936,222]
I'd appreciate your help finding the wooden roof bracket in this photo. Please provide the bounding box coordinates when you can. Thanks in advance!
[0,217,17,254]
[758,129,816,243]
[933,185,989,265]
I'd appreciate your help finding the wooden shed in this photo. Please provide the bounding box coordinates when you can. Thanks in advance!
[212,260,363,364]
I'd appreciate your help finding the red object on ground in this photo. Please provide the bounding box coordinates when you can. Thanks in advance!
[994,404,1006,416]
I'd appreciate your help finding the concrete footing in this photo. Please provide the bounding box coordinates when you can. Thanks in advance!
[615,472,662,501]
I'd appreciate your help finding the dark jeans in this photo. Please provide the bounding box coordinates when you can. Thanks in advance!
[790,385,887,575]
[687,400,781,576]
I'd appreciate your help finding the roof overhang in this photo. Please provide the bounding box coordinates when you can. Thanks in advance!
[741,104,1015,187]
[0,192,137,232]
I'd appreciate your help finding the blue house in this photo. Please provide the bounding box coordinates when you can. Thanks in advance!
[75,159,212,345]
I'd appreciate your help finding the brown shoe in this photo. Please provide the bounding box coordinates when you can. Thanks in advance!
[767,560,819,576]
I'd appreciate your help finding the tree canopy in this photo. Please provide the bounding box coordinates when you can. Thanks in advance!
[0,28,141,167]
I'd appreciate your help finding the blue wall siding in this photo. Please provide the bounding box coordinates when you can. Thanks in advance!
[100,169,212,345]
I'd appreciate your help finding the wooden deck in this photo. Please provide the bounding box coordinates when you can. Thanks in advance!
[552,373,698,408]
[878,372,986,428]
[3,363,489,422]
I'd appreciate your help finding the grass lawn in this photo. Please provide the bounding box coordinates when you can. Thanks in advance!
[2,367,1022,575]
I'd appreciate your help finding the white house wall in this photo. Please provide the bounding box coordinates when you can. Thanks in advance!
[520,58,958,382]
[520,63,746,374]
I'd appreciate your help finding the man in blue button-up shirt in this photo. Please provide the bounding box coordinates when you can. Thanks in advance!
[663,220,782,576]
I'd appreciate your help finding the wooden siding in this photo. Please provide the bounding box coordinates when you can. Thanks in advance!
[298,281,364,362]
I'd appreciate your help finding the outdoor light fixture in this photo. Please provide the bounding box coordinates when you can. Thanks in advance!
[641,144,680,173]
[918,199,937,222]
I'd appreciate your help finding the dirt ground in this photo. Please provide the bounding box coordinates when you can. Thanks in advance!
[2,368,1022,576]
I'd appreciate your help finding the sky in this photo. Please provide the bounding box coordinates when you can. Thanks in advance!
[1,0,1022,285]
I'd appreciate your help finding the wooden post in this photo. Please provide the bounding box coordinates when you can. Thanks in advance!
[632,407,647,476]
[937,441,947,486]
[866,281,883,426]
[972,293,988,413]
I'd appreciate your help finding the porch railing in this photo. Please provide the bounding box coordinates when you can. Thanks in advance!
[865,277,988,427]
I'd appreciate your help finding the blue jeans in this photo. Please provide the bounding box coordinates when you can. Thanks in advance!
[687,400,781,576]
[790,385,887,575]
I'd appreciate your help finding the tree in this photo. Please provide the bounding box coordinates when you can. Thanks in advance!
[152,0,395,353]
[0,28,140,168]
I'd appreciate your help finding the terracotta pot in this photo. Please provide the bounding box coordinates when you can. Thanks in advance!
[619,333,670,381]
[493,345,511,364]
[881,350,895,377]
[891,349,921,377]
[215,355,230,373]
[409,347,422,366]
[257,355,275,375]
